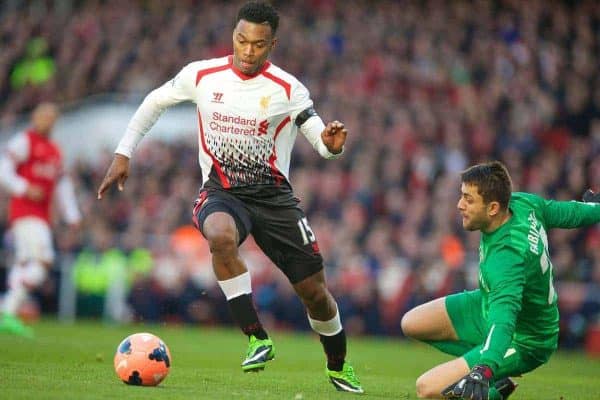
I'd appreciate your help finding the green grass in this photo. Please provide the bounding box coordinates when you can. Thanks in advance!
[1,319,598,399]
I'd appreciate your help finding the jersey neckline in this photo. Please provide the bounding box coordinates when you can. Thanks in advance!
[228,55,271,81]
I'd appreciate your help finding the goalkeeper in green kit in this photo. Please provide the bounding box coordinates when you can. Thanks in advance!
[401,161,600,400]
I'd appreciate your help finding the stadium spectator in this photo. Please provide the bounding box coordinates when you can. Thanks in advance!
[72,222,128,321]
[401,161,600,400]
[0,102,81,338]
[10,37,55,90]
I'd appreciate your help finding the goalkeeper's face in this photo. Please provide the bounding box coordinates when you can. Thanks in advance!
[457,183,492,232]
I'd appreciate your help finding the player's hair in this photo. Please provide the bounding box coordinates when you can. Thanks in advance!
[461,161,513,210]
[236,2,279,34]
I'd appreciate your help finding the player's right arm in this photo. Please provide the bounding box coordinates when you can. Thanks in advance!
[478,247,525,376]
[55,174,82,226]
[97,63,196,199]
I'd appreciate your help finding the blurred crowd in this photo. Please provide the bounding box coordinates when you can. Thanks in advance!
[1,0,600,347]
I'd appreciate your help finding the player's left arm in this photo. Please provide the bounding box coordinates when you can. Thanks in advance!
[536,191,600,229]
[55,174,82,227]
[320,120,347,155]
[291,81,344,159]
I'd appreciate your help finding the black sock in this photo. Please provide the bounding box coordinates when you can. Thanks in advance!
[320,329,346,371]
[228,294,268,340]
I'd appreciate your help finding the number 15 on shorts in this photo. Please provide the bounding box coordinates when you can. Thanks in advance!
[297,217,316,245]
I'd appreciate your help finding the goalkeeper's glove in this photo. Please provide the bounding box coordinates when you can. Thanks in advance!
[583,189,600,203]
[441,364,493,400]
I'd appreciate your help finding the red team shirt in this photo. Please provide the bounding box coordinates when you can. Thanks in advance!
[7,130,63,224]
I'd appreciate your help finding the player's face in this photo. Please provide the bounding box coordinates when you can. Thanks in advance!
[31,102,59,136]
[457,183,491,231]
[232,19,276,75]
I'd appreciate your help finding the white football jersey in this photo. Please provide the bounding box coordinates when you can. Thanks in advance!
[116,55,339,190]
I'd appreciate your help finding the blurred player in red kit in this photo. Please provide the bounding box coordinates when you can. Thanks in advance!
[0,102,81,338]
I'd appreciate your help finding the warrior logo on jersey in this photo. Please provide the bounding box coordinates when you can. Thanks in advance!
[212,92,224,104]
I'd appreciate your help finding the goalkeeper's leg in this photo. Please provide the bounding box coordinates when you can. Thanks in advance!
[401,296,473,355]
[403,290,487,353]
[415,357,470,399]
[401,297,461,342]
[425,339,474,357]
[414,355,512,400]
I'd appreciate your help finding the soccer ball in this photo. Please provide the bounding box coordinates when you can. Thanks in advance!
[113,332,171,386]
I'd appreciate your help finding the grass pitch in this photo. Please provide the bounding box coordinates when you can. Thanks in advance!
[1,319,598,399]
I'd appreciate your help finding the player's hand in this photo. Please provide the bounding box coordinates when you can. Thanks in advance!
[97,154,130,199]
[25,184,45,201]
[583,189,600,203]
[321,120,347,154]
[441,365,493,400]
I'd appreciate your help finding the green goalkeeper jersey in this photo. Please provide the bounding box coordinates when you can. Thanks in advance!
[478,192,600,371]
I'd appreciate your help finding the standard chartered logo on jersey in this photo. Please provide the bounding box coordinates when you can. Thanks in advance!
[210,112,270,136]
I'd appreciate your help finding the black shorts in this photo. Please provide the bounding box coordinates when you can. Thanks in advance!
[192,188,323,284]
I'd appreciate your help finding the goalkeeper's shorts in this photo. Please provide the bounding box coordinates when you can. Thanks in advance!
[445,289,555,379]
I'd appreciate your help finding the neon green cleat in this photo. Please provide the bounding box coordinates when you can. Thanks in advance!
[241,335,275,372]
[0,313,34,339]
[327,362,364,394]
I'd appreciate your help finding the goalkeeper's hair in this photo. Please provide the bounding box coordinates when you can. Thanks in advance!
[236,2,279,34]
[461,161,512,211]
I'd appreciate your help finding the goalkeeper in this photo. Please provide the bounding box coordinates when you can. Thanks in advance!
[401,161,600,400]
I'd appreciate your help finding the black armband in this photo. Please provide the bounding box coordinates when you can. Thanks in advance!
[295,107,318,127]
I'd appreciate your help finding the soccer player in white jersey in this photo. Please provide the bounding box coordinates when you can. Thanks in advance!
[97,2,363,393]
[0,102,81,338]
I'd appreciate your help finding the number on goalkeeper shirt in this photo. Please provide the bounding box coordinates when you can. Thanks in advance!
[538,225,556,304]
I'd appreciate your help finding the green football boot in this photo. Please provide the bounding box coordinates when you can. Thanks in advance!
[0,313,34,339]
[327,362,364,394]
[241,335,275,372]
